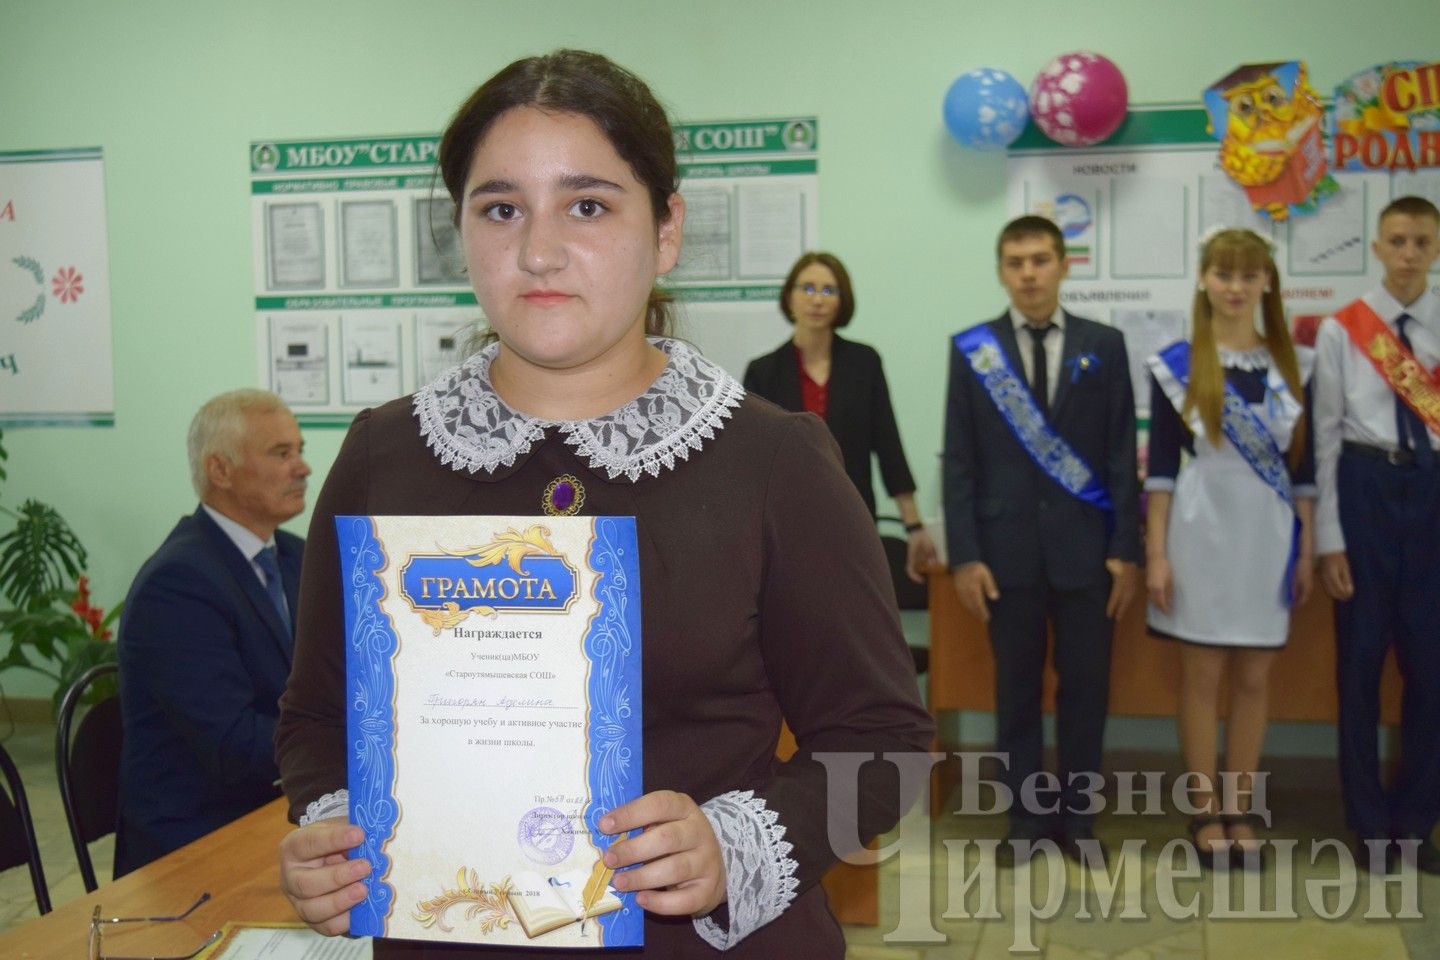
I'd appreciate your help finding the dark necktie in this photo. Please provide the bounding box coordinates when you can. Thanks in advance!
[254,545,294,636]
[1395,314,1435,468]
[1025,324,1053,417]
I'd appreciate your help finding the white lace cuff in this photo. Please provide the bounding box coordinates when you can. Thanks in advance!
[694,790,799,950]
[299,789,349,826]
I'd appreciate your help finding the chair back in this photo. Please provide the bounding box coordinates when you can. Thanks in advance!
[875,516,930,675]
[0,740,51,914]
[875,516,928,611]
[56,661,121,893]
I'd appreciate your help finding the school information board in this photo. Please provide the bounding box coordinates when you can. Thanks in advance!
[248,136,474,426]
[249,119,819,419]
[669,118,820,379]
[1007,105,1440,416]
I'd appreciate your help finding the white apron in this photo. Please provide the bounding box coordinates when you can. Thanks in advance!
[1146,347,1308,648]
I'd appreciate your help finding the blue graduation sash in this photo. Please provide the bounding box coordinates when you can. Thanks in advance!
[955,325,1113,515]
[1152,340,1300,605]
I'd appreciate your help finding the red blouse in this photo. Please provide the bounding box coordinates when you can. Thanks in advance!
[793,344,829,420]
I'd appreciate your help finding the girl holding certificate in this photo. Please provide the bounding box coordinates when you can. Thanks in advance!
[274,50,933,957]
[1143,228,1315,869]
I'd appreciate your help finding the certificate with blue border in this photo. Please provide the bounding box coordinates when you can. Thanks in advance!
[336,515,644,948]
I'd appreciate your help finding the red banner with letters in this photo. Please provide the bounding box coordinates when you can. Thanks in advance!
[1331,61,1440,172]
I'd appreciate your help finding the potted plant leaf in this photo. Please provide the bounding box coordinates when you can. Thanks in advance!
[0,429,118,711]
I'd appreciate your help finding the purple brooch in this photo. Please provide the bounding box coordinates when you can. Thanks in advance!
[542,474,585,517]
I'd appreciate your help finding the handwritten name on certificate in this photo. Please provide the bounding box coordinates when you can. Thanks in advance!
[336,515,643,948]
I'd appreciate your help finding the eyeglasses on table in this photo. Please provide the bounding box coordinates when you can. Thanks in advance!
[88,892,222,960]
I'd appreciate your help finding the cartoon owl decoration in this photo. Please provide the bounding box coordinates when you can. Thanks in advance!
[1204,61,1338,221]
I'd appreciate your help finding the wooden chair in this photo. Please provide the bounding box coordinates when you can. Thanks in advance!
[55,662,121,892]
[0,740,51,914]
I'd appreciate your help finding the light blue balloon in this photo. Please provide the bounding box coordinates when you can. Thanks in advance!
[943,68,1030,151]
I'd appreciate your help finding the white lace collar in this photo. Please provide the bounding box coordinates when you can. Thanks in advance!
[1217,344,1271,370]
[413,338,745,482]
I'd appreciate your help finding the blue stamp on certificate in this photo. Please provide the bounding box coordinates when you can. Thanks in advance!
[337,515,643,948]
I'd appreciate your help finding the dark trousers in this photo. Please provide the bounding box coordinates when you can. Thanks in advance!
[1335,451,1440,840]
[988,581,1113,833]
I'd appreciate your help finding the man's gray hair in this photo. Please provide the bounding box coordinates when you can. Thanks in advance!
[187,389,289,497]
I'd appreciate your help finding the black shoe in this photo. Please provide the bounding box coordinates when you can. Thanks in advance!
[1393,836,1440,875]
[995,825,1052,868]
[1059,828,1109,868]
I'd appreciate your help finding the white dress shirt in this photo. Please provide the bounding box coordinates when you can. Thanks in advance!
[1312,286,1440,555]
[202,504,283,596]
[1009,305,1066,407]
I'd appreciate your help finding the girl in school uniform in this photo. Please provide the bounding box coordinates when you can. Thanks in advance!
[272,49,932,958]
[1144,228,1315,868]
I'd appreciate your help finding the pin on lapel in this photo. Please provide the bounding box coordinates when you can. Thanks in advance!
[1066,352,1100,383]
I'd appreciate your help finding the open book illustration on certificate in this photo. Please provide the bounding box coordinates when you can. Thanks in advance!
[507,863,623,938]
[337,515,643,948]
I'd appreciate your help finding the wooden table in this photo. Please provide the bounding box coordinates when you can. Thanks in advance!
[0,787,880,957]
[0,798,293,959]
[927,569,1402,722]
[926,570,1404,812]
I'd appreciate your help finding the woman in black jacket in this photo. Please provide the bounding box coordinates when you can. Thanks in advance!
[744,252,936,581]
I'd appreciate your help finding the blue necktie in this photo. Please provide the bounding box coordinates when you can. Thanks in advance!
[1395,314,1435,469]
[254,546,293,635]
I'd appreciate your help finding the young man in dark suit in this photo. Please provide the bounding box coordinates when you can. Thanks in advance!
[115,389,310,876]
[943,216,1141,865]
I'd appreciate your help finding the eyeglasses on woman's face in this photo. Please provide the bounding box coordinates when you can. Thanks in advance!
[799,283,838,298]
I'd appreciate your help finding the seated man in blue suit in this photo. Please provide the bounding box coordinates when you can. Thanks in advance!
[115,389,310,877]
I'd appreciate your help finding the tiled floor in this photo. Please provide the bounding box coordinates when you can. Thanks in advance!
[842,749,1440,959]
[0,720,115,932]
[4,718,1440,957]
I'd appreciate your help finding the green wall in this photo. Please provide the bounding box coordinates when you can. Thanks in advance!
[2,0,1433,696]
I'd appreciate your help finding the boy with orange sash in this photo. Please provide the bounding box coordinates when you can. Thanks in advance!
[1314,195,1440,874]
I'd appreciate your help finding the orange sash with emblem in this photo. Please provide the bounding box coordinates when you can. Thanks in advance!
[1333,299,1440,436]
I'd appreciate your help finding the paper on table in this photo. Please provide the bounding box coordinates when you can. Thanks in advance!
[200,922,371,959]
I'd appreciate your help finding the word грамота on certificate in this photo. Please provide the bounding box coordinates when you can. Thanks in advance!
[336,515,643,948]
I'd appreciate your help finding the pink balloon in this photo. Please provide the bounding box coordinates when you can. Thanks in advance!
[1029,52,1129,146]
